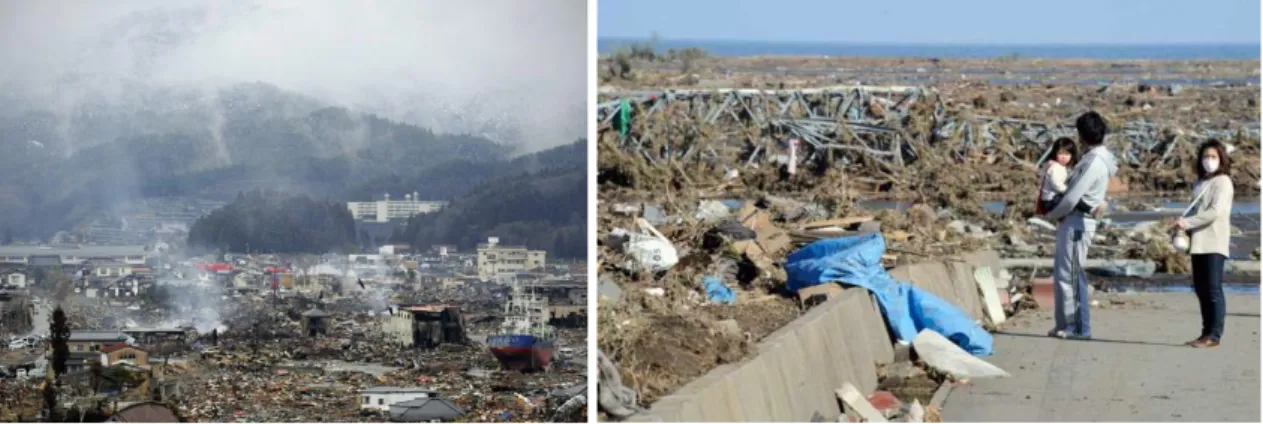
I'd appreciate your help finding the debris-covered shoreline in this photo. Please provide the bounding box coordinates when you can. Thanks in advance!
[595,56,1260,420]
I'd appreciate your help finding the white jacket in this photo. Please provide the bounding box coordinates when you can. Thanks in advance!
[1186,174,1234,257]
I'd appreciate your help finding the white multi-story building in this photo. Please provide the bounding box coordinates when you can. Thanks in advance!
[347,192,447,223]
[476,238,546,281]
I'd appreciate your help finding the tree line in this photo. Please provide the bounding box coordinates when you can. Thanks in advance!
[186,190,357,254]
[393,163,586,259]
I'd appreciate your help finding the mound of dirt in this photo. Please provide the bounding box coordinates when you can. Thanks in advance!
[602,313,749,405]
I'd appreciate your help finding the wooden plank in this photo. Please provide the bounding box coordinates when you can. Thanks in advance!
[836,383,888,423]
[801,216,876,230]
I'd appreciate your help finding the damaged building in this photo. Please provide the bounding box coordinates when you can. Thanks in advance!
[476,238,546,281]
[67,331,131,354]
[119,327,188,345]
[522,277,586,328]
[383,305,467,348]
[0,268,27,290]
[0,291,33,335]
[301,307,331,337]
[0,351,46,379]
[98,342,149,368]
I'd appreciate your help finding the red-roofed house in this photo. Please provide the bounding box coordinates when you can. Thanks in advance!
[198,263,234,274]
[99,343,149,368]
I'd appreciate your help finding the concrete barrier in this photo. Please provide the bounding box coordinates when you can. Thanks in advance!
[624,251,998,422]
[961,251,1005,285]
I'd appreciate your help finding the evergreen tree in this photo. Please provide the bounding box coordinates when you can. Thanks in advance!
[50,306,70,385]
[41,382,57,422]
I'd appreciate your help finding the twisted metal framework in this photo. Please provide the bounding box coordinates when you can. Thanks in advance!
[597,86,1259,171]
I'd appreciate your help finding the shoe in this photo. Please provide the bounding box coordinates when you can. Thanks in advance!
[1047,329,1067,339]
[1204,339,1220,348]
[1186,337,1210,347]
[1066,333,1092,341]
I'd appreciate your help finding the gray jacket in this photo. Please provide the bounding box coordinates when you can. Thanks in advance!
[1047,145,1118,226]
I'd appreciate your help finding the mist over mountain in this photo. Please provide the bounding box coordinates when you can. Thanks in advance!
[183,139,587,257]
[0,1,585,152]
[0,1,587,244]
[0,82,516,238]
[393,145,588,258]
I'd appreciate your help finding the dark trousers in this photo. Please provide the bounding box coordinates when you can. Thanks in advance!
[1191,253,1227,341]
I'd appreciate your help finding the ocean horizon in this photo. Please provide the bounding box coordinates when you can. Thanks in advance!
[598,37,1261,60]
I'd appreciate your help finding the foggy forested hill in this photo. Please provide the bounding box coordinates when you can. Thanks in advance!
[0,83,586,252]
[0,2,585,252]
[187,190,357,254]
[0,83,508,238]
[391,142,587,258]
[184,138,587,257]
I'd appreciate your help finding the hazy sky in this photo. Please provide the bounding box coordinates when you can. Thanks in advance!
[0,0,588,151]
[599,0,1261,44]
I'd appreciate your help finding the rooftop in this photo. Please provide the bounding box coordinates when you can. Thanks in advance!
[109,401,180,423]
[359,386,436,394]
[121,327,185,333]
[86,261,133,269]
[302,307,330,317]
[100,342,146,354]
[476,244,534,251]
[0,246,146,257]
[68,331,129,342]
[400,305,451,313]
[390,398,465,421]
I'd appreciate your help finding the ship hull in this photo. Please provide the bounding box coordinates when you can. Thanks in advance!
[488,334,554,371]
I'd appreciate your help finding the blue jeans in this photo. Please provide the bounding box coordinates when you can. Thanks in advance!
[1192,253,1227,341]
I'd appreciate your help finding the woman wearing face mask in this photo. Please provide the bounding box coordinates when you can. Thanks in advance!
[1173,139,1235,348]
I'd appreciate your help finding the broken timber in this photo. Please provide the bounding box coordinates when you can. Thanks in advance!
[597,86,1260,174]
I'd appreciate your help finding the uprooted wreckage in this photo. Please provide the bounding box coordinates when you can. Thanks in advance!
[594,83,1260,419]
[0,284,587,422]
[597,85,1259,194]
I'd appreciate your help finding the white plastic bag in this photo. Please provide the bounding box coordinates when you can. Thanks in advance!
[912,330,1010,379]
[624,218,679,272]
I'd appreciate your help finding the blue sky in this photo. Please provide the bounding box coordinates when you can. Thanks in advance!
[598,0,1261,44]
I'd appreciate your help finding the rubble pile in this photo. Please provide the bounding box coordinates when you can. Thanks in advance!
[161,347,582,422]
[4,268,587,422]
[596,57,1260,420]
[598,57,1261,196]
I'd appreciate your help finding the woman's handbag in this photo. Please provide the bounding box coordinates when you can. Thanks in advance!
[1171,183,1210,252]
[1171,231,1191,252]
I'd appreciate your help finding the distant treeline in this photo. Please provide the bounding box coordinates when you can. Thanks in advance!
[393,151,587,259]
[182,140,588,256]
[187,190,356,254]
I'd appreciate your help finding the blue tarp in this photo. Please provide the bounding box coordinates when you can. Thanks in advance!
[703,275,736,305]
[785,233,993,356]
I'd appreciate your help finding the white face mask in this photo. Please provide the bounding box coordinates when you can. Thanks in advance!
[1202,158,1220,174]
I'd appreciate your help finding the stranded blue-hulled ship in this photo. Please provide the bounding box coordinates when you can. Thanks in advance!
[487,278,555,371]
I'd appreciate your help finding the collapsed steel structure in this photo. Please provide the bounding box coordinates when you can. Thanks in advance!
[597,86,1260,171]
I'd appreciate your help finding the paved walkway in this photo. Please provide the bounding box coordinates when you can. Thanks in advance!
[944,293,1260,422]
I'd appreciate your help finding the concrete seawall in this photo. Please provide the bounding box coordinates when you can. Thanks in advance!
[626,251,1004,422]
